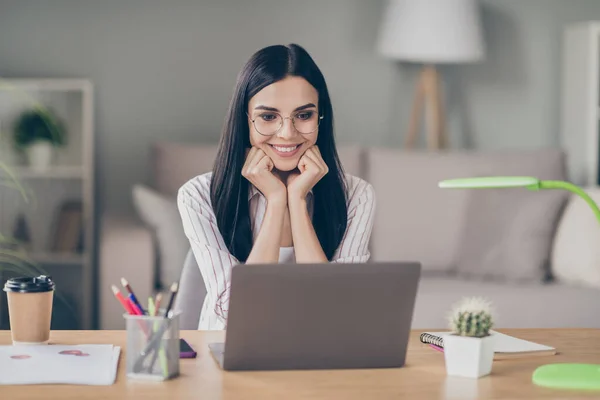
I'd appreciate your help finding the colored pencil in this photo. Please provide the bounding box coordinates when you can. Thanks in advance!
[148,297,156,316]
[111,285,135,315]
[121,277,145,314]
[154,292,163,314]
[127,297,142,315]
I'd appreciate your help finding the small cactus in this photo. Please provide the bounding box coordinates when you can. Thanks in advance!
[448,297,494,337]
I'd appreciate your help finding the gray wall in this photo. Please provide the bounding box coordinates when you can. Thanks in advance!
[0,0,599,219]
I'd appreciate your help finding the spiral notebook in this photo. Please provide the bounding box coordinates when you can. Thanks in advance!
[420,330,556,360]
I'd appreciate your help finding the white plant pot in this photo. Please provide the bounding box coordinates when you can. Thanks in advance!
[444,333,495,379]
[27,141,54,171]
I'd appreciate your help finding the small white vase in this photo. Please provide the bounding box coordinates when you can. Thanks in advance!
[27,141,54,171]
[444,333,495,379]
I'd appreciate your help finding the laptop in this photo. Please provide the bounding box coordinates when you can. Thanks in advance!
[208,262,421,371]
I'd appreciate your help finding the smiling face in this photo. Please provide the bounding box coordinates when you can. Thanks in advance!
[247,76,320,172]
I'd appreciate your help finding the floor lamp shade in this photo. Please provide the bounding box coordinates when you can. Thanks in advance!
[377,0,485,63]
[377,0,485,149]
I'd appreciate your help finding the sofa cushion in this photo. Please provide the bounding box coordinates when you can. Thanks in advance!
[455,186,568,282]
[412,276,600,329]
[335,144,364,179]
[551,187,600,289]
[151,141,218,197]
[132,184,189,290]
[365,148,567,273]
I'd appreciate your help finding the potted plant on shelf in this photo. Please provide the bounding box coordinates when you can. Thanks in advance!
[12,107,67,171]
[444,297,496,379]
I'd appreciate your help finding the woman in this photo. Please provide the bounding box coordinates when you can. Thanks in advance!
[177,43,376,330]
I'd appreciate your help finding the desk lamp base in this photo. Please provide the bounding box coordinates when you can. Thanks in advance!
[532,363,600,391]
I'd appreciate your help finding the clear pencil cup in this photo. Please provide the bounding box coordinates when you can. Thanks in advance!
[124,311,180,381]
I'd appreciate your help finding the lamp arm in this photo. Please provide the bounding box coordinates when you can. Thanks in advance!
[536,180,600,224]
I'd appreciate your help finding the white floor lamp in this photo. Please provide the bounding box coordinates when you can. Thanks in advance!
[377,0,485,149]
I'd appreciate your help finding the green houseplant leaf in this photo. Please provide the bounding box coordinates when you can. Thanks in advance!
[12,107,67,150]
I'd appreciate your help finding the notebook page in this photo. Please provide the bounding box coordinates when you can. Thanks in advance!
[490,331,555,353]
[423,330,555,353]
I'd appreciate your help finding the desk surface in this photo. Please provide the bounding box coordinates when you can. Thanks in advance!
[1,329,599,399]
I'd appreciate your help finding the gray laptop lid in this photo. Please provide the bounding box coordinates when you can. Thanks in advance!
[213,262,421,371]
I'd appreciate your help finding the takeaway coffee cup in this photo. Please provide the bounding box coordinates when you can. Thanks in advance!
[3,275,55,345]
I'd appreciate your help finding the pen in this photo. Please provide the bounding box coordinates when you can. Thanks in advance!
[163,282,178,318]
[121,277,146,314]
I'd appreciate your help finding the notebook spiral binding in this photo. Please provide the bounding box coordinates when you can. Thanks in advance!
[419,333,444,348]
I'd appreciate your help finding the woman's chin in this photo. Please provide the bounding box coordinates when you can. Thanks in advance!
[273,157,300,172]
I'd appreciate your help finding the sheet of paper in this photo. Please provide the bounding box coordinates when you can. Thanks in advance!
[110,346,121,384]
[0,344,120,385]
[424,330,555,353]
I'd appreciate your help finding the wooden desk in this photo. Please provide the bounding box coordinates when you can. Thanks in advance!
[1,329,599,399]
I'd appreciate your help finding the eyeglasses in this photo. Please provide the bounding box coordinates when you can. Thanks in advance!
[248,110,323,136]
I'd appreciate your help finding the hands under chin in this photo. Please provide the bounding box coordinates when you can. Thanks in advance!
[286,146,329,201]
[242,147,287,206]
[242,145,328,206]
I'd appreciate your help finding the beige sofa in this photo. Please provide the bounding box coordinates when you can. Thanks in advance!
[99,142,600,330]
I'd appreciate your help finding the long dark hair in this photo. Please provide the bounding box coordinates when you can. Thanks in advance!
[210,43,348,262]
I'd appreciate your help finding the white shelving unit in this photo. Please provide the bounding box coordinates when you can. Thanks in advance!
[561,21,600,186]
[0,79,94,330]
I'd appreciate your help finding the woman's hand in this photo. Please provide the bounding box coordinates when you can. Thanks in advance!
[287,146,329,200]
[242,147,287,205]
[286,145,329,263]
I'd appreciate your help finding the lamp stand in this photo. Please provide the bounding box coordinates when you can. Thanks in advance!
[406,65,447,149]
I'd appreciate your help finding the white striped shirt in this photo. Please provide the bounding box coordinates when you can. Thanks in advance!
[177,172,376,330]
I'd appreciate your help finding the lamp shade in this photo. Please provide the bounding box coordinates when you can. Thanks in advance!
[377,0,485,63]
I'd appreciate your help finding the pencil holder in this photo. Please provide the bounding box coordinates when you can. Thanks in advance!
[124,311,180,381]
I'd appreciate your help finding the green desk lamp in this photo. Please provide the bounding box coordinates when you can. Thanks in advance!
[438,176,600,391]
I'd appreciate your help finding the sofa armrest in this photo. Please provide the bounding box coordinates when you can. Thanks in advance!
[551,187,600,289]
[99,214,155,329]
